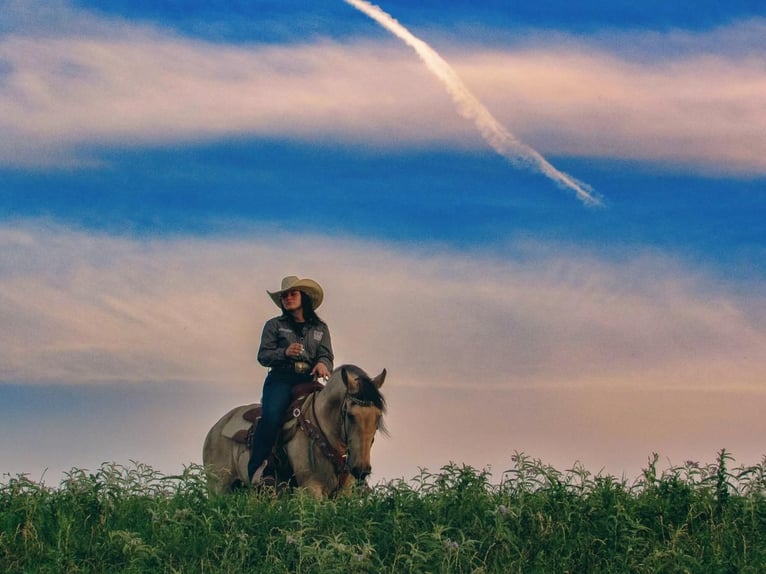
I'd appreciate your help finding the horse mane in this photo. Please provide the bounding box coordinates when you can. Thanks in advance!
[339,364,387,413]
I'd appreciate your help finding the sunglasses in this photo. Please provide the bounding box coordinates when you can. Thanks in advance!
[281,290,301,299]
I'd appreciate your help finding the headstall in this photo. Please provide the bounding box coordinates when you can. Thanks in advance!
[293,393,348,480]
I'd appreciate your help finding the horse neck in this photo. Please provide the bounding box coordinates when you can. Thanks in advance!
[313,375,346,443]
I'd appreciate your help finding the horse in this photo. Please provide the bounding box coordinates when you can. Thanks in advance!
[202,365,386,498]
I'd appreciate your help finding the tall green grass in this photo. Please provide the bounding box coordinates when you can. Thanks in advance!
[2,450,766,573]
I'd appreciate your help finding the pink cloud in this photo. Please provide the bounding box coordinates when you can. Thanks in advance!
[1,16,764,174]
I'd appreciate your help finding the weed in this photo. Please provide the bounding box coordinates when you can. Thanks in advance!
[2,455,766,572]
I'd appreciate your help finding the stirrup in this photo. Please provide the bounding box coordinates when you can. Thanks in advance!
[250,461,268,486]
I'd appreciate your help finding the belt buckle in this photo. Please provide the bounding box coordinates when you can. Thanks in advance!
[294,361,310,374]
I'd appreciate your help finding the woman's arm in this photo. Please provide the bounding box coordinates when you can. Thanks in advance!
[257,318,288,368]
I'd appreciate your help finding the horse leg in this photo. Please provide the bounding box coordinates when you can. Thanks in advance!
[301,479,329,498]
[203,407,252,494]
[283,432,338,497]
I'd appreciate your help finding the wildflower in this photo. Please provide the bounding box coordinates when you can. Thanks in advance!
[444,539,459,550]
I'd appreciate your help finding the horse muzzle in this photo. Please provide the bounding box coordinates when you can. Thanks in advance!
[351,465,371,481]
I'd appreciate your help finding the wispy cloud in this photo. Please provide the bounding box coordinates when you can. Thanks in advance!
[1,7,765,174]
[463,44,766,176]
[1,222,763,392]
[1,220,764,483]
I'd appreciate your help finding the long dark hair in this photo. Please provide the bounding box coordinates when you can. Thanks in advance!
[281,290,324,326]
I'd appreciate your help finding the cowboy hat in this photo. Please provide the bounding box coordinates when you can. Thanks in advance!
[268,276,324,309]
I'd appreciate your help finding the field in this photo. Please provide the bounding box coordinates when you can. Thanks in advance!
[2,450,766,573]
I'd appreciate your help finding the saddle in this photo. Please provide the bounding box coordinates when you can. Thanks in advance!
[230,380,324,445]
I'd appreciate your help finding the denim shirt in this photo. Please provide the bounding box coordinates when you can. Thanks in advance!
[257,315,334,372]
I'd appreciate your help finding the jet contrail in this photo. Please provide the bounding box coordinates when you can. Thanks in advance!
[342,0,601,206]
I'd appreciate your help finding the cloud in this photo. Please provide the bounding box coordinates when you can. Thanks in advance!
[1,221,763,393]
[462,44,766,176]
[0,8,765,174]
[1,220,764,484]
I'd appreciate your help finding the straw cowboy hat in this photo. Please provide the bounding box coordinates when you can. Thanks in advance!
[268,276,324,309]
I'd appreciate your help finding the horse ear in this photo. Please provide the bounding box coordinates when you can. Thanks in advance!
[342,367,360,394]
[372,368,386,389]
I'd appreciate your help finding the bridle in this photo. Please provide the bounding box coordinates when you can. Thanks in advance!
[293,391,376,487]
[341,394,377,474]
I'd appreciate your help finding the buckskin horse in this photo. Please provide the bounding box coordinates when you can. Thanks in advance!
[202,365,386,497]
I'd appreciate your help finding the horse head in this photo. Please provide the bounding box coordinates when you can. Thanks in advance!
[339,365,387,481]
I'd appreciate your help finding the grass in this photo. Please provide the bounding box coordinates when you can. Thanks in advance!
[2,450,766,573]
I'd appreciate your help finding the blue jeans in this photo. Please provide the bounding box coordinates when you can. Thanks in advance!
[247,370,310,480]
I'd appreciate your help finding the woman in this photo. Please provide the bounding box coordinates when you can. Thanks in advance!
[247,276,334,485]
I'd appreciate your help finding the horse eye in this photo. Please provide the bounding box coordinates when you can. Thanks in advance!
[347,413,356,423]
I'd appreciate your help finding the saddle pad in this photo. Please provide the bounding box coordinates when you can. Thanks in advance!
[221,403,259,440]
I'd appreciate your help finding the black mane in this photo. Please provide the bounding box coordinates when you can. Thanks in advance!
[342,364,386,412]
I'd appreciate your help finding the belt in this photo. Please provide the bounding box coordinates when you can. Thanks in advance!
[274,361,311,375]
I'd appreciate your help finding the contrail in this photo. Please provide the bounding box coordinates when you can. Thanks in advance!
[342,0,601,206]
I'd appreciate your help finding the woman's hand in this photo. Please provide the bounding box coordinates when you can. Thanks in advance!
[285,343,304,358]
[311,362,331,379]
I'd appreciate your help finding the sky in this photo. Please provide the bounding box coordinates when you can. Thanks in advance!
[1,0,764,487]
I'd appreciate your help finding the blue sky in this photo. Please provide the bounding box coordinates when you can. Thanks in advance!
[1,0,764,484]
